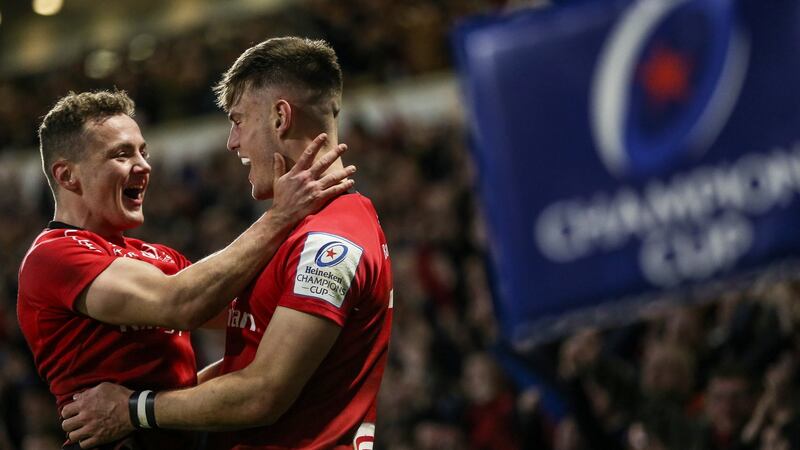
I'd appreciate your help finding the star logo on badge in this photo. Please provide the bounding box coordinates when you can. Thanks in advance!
[639,43,692,107]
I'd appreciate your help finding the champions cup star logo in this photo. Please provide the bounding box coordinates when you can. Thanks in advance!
[590,0,750,178]
[315,241,349,267]
[639,44,692,107]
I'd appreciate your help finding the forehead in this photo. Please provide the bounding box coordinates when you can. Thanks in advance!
[83,114,144,148]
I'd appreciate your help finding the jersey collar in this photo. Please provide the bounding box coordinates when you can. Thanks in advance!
[47,221,83,230]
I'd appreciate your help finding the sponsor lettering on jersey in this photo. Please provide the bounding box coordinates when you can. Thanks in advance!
[140,243,159,260]
[64,230,102,253]
[139,243,175,263]
[293,232,363,308]
[107,242,176,264]
[228,307,258,331]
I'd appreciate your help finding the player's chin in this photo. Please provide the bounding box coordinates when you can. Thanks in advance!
[121,210,145,228]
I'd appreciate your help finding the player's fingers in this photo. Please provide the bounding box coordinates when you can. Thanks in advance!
[61,402,79,419]
[62,416,81,433]
[80,437,101,450]
[273,153,286,181]
[317,165,356,189]
[68,427,92,446]
[308,143,347,178]
[320,179,355,199]
[291,133,327,172]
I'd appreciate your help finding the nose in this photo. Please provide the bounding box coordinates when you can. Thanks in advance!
[227,125,239,153]
[133,152,151,174]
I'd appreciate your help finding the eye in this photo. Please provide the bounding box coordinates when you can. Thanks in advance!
[141,149,150,159]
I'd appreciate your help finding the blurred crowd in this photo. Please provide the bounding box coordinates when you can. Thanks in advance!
[0,0,506,151]
[3,1,800,450]
[548,283,800,450]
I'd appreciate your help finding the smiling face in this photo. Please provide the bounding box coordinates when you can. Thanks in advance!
[73,114,151,234]
[226,87,279,200]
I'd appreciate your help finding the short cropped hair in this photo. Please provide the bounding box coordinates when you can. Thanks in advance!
[214,37,342,111]
[39,90,135,192]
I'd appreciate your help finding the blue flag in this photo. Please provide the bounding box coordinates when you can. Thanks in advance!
[453,0,800,348]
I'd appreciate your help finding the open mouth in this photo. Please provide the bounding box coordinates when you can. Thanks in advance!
[123,187,144,201]
[240,157,251,166]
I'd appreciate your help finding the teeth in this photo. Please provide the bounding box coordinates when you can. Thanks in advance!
[241,158,251,166]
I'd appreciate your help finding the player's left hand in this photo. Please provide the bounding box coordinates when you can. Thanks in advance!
[61,382,134,449]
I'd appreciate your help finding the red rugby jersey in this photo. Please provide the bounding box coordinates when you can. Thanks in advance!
[17,224,198,448]
[211,193,393,450]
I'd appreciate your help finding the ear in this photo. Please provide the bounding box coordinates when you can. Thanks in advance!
[274,99,293,138]
[53,160,81,194]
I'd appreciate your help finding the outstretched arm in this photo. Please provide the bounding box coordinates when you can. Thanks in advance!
[76,134,355,330]
[62,306,340,447]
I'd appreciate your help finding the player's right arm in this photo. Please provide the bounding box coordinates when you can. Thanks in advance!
[197,359,224,383]
[75,134,355,330]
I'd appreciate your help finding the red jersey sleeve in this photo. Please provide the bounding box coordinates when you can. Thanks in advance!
[20,231,116,311]
[278,231,365,327]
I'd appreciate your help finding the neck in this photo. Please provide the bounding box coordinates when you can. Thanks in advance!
[288,134,345,175]
[53,199,124,241]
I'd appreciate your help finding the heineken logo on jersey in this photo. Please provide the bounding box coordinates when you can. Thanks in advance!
[294,232,363,308]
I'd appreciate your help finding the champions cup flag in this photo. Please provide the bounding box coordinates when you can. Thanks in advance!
[454,0,800,348]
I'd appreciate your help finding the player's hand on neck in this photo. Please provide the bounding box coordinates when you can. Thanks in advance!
[281,134,344,177]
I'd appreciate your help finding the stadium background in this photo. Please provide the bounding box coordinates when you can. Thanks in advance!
[1,1,798,449]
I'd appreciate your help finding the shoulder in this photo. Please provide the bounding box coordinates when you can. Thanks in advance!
[23,229,108,263]
[40,228,108,245]
[292,193,378,239]
[285,194,382,265]
[18,229,114,293]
